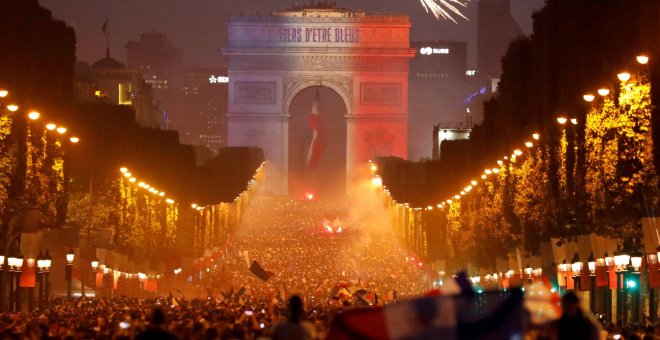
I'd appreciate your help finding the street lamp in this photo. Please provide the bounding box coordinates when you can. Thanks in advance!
[27,111,40,120]
[0,89,7,98]
[558,260,569,293]
[46,123,56,131]
[43,251,51,306]
[7,255,23,312]
[524,265,533,283]
[572,260,583,290]
[649,252,658,321]
[557,117,568,125]
[6,104,18,112]
[0,254,5,311]
[614,252,630,323]
[598,88,610,96]
[36,252,44,307]
[636,55,649,65]
[583,94,595,102]
[617,72,631,82]
[65,248,74,300]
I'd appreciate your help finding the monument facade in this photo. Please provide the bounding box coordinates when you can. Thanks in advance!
[223,5,414,194]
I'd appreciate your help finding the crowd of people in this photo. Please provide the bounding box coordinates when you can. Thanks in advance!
[197,196,427,302]
[0,196,429,339]
[2,196,659,339]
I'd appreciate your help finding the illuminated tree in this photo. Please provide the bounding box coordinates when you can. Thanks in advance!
[585,97,619,220]
[513,145,557,253]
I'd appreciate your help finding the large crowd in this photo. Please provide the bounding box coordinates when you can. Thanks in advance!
[197,196,427,301]
[0,196,428,339]
[2,196,660,339]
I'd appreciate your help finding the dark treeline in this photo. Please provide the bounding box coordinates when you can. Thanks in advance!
[378,0,660,264]
[383,0,660,208]
[0,0,263,263]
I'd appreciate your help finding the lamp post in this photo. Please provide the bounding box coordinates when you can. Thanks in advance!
[7,256,16,312]
[44,252,51,307]
[36,252,44,308]
[558,260,569,294]
[524,265,533,284]
[614,252,630,323]
[630,255,642,323]
[572,260,583,291]
[0,254,4,311]
[65,248,74,300]
[90,258,98,297]
[649,252,658,321]
[8,255,23,312]
[588,253,596,313]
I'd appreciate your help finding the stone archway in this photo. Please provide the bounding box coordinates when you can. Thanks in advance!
[287,85,347,200]
[223,6,415,195]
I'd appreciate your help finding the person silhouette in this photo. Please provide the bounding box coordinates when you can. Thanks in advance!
[272,295,316,340]
[557,292,600,340]
[136,307,176,340]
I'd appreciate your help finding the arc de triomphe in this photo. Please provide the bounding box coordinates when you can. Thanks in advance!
[223,6,415,195]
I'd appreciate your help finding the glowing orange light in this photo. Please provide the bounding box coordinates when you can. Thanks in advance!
[532,133,540,140]
[69,136,80,143]
[305,192,315,201]
[46,123,56,131]
[583,94,595,102]
[637,55,649,65]
[598,88,610,96]
[557,117,568,125]
[28,111,40,120]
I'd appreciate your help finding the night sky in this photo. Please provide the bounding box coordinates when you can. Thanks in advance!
[39,0,543,68]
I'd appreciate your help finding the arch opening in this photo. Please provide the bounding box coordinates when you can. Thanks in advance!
[288,86,347,200]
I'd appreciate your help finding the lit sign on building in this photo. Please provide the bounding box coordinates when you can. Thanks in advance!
[279,27,360,43]
[209,75,229,84]
[419,47,449,55]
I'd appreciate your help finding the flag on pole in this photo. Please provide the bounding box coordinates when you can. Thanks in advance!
[101,18,108,34]
[306,90,325,169]
[249,261,274,282]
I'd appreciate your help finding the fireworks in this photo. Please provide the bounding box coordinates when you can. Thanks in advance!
[419,0,470,23]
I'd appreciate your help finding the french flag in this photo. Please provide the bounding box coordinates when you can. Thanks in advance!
[327,273,524,339]
[306,90,325,169]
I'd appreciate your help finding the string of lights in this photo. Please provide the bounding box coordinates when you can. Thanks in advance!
[119,167,175,204]
[1,88,81,143]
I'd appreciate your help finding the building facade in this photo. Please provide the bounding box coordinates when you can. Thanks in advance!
[126,32,184,132]
[408,40,477,160]
[182,67,229,151]
[223,5,415,195]
[75,57,161,129]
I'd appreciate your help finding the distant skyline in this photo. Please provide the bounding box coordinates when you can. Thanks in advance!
[39,0,543,68]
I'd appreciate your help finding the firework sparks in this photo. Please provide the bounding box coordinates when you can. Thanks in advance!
[419,0,470,23]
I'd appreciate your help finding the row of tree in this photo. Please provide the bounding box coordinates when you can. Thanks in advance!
[379,0,660,268]
[0,0,265,272]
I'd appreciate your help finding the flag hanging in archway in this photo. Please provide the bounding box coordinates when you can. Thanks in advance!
[306,90,325,169]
